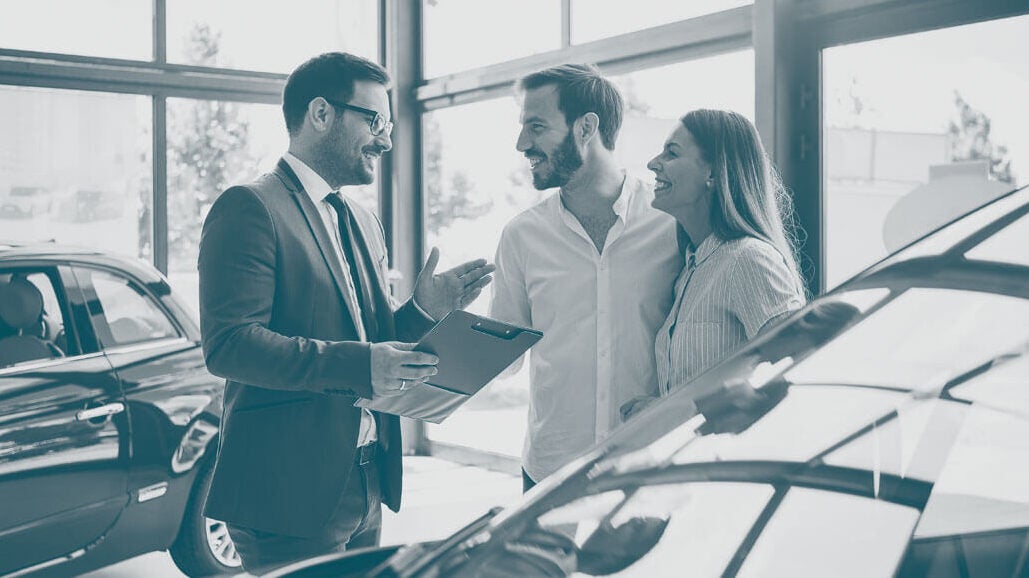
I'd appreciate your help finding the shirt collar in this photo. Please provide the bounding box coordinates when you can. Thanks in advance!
[690,233,727,267]
[283,152,335,205]
[554,170,635,224]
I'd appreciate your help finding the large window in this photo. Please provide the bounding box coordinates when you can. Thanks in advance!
[571,0,752,44]
[422,97,537,457]
[611,49,756,177]
[822,14,1028,288]
[0,0,151,60]
[165,99,287,314]
[167,0,379,73]
[0,86,152,258]
[422,0,562,78]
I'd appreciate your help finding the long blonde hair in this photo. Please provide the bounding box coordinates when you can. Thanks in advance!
[681,109,805,292]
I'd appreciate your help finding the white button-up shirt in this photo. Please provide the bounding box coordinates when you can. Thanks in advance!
[490,173,681,481]
[283,152,376,446]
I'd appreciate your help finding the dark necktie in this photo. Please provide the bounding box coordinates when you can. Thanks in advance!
[325,193,379,341]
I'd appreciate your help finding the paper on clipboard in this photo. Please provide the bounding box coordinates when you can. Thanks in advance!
[355,311,542,423]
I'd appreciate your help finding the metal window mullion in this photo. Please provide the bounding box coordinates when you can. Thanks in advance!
[153,95,168,274]
[385,0,429,455]
[561,0,572,48]
[154,0,166,64]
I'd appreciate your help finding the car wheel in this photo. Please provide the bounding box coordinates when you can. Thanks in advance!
[169,457,243,576]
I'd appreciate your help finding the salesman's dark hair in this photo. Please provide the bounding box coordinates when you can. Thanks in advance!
[518,63,623,150]
[282,52,390,137]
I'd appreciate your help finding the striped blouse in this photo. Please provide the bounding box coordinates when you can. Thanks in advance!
[655,233,806,395]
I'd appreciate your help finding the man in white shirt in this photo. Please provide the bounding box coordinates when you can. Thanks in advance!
[490,64,681,490]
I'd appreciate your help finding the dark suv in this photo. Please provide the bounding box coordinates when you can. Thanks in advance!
[0,244,240,577]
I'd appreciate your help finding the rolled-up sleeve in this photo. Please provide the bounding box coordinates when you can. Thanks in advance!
[730,242,805,340]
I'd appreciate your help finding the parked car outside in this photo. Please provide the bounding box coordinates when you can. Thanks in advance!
[0,187,52,219]
[273,185,1029,578]
[0,244,241,577]
[52,189,124,223]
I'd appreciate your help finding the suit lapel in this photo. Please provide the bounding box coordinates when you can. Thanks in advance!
[274,159,365,337]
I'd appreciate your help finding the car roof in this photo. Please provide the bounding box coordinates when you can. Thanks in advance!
[0,242,166,284]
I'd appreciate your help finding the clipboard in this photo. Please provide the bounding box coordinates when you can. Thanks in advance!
[355,310,542,423]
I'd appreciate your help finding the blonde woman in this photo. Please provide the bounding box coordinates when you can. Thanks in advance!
[622,109,806,421]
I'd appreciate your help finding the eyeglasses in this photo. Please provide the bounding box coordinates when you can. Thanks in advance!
[323,98,393,137]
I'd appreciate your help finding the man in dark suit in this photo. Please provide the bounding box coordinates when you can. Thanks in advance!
[198,52,493,574]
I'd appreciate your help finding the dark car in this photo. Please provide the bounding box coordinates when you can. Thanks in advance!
[0,245,240,577]
[273,185,1029,578]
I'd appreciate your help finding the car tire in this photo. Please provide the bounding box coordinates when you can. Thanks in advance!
[169,457,243,577]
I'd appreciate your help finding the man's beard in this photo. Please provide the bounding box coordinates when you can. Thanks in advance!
[316,123,378,187]
[532,131,584,190]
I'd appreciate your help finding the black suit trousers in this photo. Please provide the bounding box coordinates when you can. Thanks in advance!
[225,451,383,574]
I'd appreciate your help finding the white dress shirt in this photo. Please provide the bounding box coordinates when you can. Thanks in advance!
[656,234,806,395]
[283,152,376,446]
[490,173,681,481]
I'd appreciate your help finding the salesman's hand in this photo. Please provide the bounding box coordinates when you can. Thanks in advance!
[370,341,438,398]
[413,247,495,321]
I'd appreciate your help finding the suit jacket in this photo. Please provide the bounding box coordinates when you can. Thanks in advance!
[199,158,432,538]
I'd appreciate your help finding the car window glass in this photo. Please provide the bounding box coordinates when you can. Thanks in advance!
[914,404,1029,538]
[880,187,1025,264]
[949,350,1029,414]
[964,212,1029,266]
[823,399,968,479]
[0,269,72,368]
[671,387,907,465]
[737,487,919,578]
[783,289,1029,391]
[439,482,774,577]
[84,269,179,347]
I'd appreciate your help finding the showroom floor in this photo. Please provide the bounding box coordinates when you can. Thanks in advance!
[82,457,521,577]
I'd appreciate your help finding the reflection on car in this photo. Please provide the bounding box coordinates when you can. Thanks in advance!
[273,185,1029,578]
[0,244,241,577]
[0,186,52,219]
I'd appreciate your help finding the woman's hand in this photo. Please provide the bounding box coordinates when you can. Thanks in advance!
[619,395,658,423]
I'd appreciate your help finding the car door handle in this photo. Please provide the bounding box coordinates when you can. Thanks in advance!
[76,402,125,422]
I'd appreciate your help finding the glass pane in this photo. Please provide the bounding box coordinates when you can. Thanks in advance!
[610,50,755,180]
[737,488,919,577]
[572,0,752,44]
[783,289,1029,391]
[167,0,379,73]
[0,269,73,368]
[965,212,1029,266]
[87,270,179,347]
[672,387,907,465]
[0,86,152,258]
[441,482,773,577]
[423,0,561,78]
[422,97,539,457]
[551,483,773,577]
[823,15,1029,288]
[165,99,288,315]
[877,187,1026,265]
[0,0,151,60]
